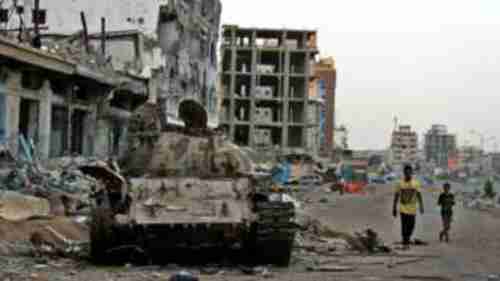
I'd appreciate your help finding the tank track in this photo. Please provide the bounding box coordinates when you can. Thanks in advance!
[253,199,296,266]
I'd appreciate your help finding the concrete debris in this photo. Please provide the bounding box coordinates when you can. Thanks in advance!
[488,274,500,281]
[0,191,50,221]
[30,225,88,259]
[296,218,391,255]
[354,229,392,254]
[1,160,98,196]
[319,197,329,203]
[387,258,425,268]
[400,275,452,281]
[460,191,498,210]
[168,271,199,281]
[241,266,274,278]
[307,265,356,272]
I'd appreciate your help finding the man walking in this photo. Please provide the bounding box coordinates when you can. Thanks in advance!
[438,182,455,243]
[393,165,424,250]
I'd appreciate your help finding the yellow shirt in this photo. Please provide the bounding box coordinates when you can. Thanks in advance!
[395,179,421,215]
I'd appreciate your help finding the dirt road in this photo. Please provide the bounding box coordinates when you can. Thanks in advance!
[307,183,500,281]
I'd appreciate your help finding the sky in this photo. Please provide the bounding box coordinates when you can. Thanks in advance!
[221,0,500,151]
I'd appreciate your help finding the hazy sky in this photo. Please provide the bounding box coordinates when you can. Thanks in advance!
[221,0,500,151]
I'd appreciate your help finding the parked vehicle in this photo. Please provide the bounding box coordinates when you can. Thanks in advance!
[369,176,386,184]
[299,175,323,186]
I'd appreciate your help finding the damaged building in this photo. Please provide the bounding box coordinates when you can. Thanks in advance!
[0,0,222,159]
[219,25,319,154]
[1,0,222,128]
[0,35,148,159]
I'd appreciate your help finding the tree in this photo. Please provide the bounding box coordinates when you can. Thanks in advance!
[483,179,497,199]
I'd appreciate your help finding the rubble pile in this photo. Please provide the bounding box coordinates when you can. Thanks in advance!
[2,163,98,195]
[295,215,391,256]
[459,191,499,211]
[0,156,105,258]
[0,157,102,207]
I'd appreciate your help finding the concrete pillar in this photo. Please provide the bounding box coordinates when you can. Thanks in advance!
[6,94,20,157]
[38,80,52,159]
[249,30,258,148]
[94,117,110,159]
[282,49,290,148]
[0,81,7,144]
[229,46,237,140]
[303,49,311,148]
[83,105,97,156]
[4,71,21,157]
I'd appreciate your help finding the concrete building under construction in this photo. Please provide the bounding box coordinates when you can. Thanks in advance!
[391,125,418,167]
[219,25,318,154]
[424,124,457,168]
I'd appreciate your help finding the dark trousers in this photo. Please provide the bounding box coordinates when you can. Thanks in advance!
[441,211,453,232]
[400,213,416,245]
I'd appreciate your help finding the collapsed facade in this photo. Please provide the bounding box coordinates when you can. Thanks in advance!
[0,36,147,160]
[0,0,222,159]
[7,0,223,127]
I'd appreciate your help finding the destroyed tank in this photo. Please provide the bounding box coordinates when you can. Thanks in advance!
[85,103,296,266]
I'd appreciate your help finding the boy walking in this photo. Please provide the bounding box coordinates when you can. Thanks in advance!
[393,165,425,250]
[438,182,455,243]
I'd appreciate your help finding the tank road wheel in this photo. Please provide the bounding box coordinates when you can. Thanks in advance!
[254,200,296,266]
[90,207,114,263]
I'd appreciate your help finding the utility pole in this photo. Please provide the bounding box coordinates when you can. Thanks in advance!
[80,12,89,53]
[100,17,106,55]
[32,0,41,48]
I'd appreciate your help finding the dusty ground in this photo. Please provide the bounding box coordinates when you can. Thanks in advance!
[1,183,500,281]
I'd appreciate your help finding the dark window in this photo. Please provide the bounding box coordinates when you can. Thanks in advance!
[0,89,6,143]
[21,71,44,90]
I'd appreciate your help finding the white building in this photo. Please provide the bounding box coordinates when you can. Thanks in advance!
[391,125,418,167]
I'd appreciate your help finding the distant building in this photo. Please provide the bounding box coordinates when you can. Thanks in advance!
[306,97,323,157]
[309,57,337,157]
[490,153,500,174]
[457,145,483,167]
[424,125,457,168]
[334,126,348,149]
[391,125,418,166]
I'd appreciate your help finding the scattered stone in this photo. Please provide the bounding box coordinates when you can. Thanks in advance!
[319,197,329,203]
[168,271,199,281]
[488,274,500,281]
[33,264,48,270]
[151,272,163,278]
[308,265,356,272]
[200,267,219,275]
